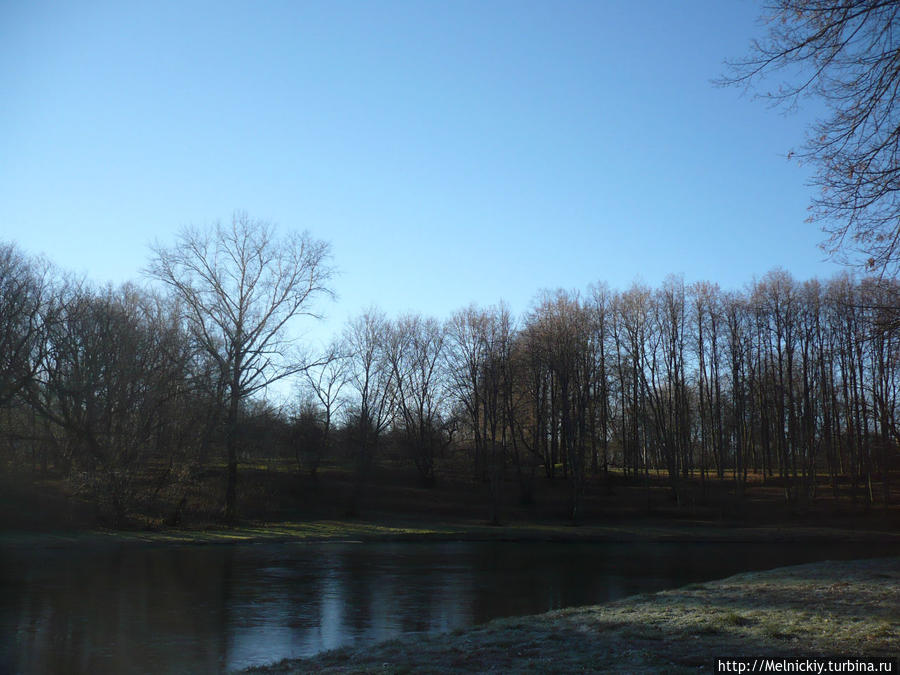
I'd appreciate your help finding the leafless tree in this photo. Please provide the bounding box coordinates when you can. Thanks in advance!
[0,243,53,414]
[649,276,691,506]
[291,398,327,478]
[723,1,900,277]
[146,212,333,524]
[447,306,491,482]
[526,290,592,521]
[447,303,514,524]
[296,341,349,478]
[692,280,725,483]
[342,309,395,515]
[722,290,752,500]
[386,314,448,486]
[587,282,614,485]
[33,283,194,523]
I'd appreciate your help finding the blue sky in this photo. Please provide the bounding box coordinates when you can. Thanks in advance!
[1,0,835,348]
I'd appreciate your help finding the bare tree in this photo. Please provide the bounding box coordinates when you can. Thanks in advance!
[297,341,349,478]
[588,282,613,486]
[723,1,900,276]
[527,290,592,521]
[0,243,52,413]
[386,314,448,486]
[446,303,514,524]
[447,306,490,482]
[34,283,194,524]
[342,309,395,515]
[291,398,327,478]
[146,212,333,525]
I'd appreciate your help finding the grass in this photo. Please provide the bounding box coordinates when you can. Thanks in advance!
[8,453,900,528]
[5,493,900,553]
[5,513,900,551]
[0,519,454,549]
[4,458,900,551]
[243,556,900,674]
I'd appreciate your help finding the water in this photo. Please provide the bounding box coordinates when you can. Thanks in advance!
[1,539,896,673]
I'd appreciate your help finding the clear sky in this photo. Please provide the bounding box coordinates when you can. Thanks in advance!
[1,0,837,349]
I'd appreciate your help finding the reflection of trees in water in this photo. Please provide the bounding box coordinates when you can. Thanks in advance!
[312,545,476,647]
[5,546,230,673]
[225,546,328,668]
[5,541,899,672]
[315,562,343,652]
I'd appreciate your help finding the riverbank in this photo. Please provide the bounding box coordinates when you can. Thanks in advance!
[244,556,900,673]
[4,461,899,545]
[4,462,900,553]
[4,515,900,550]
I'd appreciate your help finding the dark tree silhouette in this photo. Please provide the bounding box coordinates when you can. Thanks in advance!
[147,212,333,525]
[724,1,900,276]
[386,314,448,486]
[342,310,395,515]
[0,243,52,412]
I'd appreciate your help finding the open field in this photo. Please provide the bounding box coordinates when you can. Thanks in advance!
[243,556,900,674]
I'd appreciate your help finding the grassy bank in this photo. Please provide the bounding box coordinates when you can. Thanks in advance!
[245,557,900,673]
[4,460,900,550]
[6,457,900,534]
[4,515,900,550]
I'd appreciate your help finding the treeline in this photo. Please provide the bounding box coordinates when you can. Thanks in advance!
[337,271,899,523]
[0,243,224,524]
[437,273,900,522]
[1,236,898,526]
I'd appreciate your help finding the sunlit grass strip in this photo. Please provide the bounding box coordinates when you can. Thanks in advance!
[0,520,463,548]
[4,518,900,549]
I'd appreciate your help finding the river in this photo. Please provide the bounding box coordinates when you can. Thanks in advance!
[1,539,896,673]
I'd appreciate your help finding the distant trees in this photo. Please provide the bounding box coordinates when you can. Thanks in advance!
[146,212,333,525]
[439,272,898,518]
[295,342,349,479]
[446,306,490,484]
[0,243,52,415]
[524,291,593,521]
[474,305,515,525]
[291,399,328,479]
[27,282,199,523]
[724,1,900,276]
[446,304,516,523]
[342,310,395,515]
[1,228,898,528]
[386,315,449,486]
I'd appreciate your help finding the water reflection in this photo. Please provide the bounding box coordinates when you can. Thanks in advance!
[1,540,896,673]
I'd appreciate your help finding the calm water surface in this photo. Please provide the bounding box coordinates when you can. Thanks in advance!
[1,539,897,673]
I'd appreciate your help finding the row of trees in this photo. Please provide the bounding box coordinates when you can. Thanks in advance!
[6,3,900,527]
[0,251,218,522]
[300,271,900,523]
[1,215,333,525]
[2,225,899,525]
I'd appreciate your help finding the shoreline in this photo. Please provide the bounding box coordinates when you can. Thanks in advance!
[242,556,900,673]
[3,517,900,549]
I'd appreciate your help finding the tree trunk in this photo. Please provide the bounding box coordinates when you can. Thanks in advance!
[224,379,240,527]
